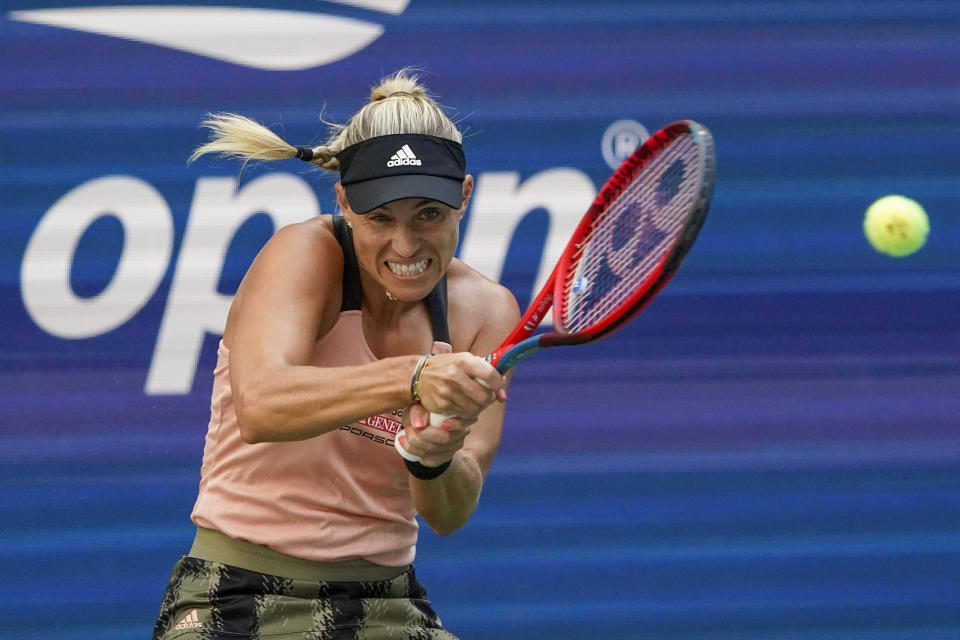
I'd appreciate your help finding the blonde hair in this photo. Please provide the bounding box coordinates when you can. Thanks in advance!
[189,69,462,171]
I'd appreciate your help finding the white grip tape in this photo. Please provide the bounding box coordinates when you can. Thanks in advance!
[394,430,422,462]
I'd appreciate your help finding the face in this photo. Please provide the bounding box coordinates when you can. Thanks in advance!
[336,177,473,302]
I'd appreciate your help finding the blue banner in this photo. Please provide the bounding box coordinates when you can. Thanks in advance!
[2,2,959,638]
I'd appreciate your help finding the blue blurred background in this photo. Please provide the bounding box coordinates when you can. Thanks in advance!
[2,1,959,638]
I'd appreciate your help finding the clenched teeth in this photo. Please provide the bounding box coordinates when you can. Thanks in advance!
[387,259,429,276]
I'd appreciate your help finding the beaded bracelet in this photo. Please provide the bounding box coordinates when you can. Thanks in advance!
[409,353,432,402]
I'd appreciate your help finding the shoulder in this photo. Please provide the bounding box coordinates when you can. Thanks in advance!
[258,213,345,305]
[225,215,345,342]
[446,259,521,354]
[265,214,341,259]
[249,215,345,286]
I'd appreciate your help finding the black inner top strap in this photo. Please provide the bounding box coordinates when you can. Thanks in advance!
[331,216,450,344]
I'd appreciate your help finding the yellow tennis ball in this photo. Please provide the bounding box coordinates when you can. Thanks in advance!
[863,195,929,257]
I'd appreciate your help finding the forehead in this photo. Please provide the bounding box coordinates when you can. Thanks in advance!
[370,198,446,214]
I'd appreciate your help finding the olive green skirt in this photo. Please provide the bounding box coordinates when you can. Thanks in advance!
[152,527,457,640]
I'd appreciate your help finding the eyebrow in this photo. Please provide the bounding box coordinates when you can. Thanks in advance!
[378,199,438,213]
[372,198,442,216]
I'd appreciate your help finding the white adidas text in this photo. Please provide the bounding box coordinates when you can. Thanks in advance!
[387,144,421,167]
[174,609,202,630]
[387,157,421,167]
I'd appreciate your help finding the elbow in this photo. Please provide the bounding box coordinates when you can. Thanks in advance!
[236,414,266,445]
[421,504,474,536]
[234,388,270,444]
[427,519,466,537]
[238,424,265,445]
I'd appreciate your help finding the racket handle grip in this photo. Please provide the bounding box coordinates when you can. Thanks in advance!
[394,430,422,462]
[428,375,491,426]
[430,411,452,427]
[395,377,491,462]
[391,412,462,463]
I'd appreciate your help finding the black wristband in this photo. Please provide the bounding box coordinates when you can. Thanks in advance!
[404,458,451,480]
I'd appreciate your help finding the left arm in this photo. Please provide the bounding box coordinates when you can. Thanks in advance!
[406,379,510,536]
[405,274,520,535]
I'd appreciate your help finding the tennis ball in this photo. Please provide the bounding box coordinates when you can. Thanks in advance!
[863,195,929,257]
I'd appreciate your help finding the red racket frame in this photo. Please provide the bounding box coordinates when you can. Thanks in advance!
[488,120,715,369]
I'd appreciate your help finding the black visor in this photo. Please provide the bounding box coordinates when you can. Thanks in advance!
[338,134,466,214]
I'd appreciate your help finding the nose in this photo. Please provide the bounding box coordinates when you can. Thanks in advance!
[391,221,420,258]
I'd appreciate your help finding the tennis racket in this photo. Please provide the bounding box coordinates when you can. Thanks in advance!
[396,119,715,462]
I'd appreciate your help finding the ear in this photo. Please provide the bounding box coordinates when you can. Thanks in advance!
[334,183,358,227]
[458,174,474,217]
[335,182,352,214]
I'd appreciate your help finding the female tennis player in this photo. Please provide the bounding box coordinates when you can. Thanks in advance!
[152,70,519,640]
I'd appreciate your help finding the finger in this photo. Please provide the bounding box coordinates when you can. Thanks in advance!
[407,403,430,431]
[452,366,499,410]
[450,385,495,417]
[413,424,471,447]
[395,431,422,462]
[434,415,477,432]
[419,355,499,419]
[417,437,468,466]
[428,385,489,421]
[399,422,466,459]
[462,355,505,391]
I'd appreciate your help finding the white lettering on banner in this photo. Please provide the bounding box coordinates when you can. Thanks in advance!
[20,176,174,338]
[20,169,597,395]
[145,174,320,395]
[459,169,597,318]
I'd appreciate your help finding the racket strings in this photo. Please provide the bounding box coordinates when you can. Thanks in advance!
[559,133,703,333]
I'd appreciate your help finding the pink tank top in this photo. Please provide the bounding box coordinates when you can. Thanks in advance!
[190,311,452,566]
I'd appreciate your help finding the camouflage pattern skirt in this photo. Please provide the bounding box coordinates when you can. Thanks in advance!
[153,529,457,640]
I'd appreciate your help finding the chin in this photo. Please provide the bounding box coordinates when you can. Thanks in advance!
[389,277,440,302]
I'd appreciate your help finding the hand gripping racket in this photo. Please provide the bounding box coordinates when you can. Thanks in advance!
[396,120,715,463]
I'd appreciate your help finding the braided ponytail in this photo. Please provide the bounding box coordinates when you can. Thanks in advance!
[188,68,461,171]
[188,113,339,170]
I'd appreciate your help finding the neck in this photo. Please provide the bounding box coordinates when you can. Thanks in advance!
[357,267,422,322]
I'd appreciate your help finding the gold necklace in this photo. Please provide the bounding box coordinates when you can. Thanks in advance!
[356,256,398,301]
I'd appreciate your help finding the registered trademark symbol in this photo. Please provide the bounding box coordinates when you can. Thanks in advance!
[601,119,649,170]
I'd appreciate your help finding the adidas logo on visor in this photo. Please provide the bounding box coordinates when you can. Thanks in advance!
[387,144,422,167]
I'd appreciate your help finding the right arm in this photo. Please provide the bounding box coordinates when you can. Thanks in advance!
[225,218,420,443]
[223,218,502,444]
